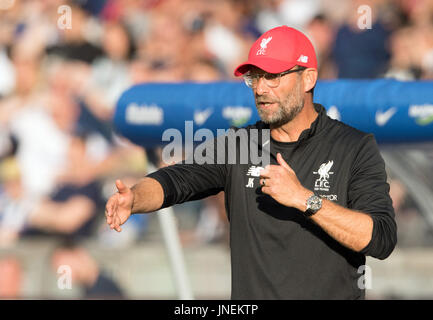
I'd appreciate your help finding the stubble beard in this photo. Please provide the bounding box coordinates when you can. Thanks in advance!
[256,79,305,127]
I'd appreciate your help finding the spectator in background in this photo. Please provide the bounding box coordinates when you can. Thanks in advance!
[384,0,433,80]
[306,14,337,79]
[332,0,392,78]
[254,0,322,33]
[135,7,190,82]
[23,134,103,240]
[385,27,420,80]
[89,21,135,114]
[202,0,253,76]
[6,88,77,199]
[50,240,125,299]
[46,2,103,64]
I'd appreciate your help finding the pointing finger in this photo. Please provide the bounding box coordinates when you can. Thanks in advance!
[277,153,291,171]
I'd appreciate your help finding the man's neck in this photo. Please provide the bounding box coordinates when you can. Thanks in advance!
[270,102,318,143]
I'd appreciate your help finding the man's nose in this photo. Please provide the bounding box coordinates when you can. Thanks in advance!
[255,76,270,96]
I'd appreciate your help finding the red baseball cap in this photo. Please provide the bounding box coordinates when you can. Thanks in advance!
[234,25,317,76]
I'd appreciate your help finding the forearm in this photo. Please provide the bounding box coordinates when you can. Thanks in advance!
[130,177,164,214]
[309,199,374,252]
[29,197,94,233]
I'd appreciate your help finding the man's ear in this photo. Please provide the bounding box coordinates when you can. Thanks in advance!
[303,68,318,93]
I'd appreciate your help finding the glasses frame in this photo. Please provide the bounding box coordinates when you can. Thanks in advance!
[243,67,307,89]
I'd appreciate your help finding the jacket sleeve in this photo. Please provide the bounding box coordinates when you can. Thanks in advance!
[146,137,228,209]
[347,134,397,260]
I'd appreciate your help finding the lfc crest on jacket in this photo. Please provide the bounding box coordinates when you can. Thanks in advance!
[313,161,334,192]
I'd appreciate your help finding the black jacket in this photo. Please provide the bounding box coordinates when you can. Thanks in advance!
[148,104,397,299]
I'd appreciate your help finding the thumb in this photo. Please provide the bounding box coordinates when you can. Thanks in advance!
[115,179,129,194]
[277,153,291,170]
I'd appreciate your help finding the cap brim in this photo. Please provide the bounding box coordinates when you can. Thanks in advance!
[234,57,297,76]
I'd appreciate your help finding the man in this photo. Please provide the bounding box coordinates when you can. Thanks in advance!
[105,26,397,299]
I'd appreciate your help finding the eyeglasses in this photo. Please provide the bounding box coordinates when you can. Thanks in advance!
[243,67,306,89]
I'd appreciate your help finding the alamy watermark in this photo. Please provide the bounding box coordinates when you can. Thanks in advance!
[57,5,72,30]
[357,5,372,30]
[357,264,373,290]
[57,264,72,290]
[161,121,271,166]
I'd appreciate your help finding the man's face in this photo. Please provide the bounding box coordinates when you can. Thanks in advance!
[252,67,305,127]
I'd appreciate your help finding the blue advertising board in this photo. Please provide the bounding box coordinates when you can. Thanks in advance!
[113,80,433,147]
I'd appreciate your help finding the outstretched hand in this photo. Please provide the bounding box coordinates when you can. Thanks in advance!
[105,180,134,232]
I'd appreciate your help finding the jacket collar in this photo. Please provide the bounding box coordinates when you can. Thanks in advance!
[297,103,328,143]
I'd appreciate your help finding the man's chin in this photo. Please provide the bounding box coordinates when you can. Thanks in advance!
[258,113,275,124]
[259,115,286,127]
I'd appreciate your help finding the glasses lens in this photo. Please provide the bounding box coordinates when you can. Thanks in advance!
[263,73,280,87]
[243,75,253,88]
[243,70,294,88]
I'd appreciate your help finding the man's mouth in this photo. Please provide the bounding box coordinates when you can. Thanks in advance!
[258,101,277,108]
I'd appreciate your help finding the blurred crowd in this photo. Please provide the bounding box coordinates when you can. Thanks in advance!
[0,0,433,299]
